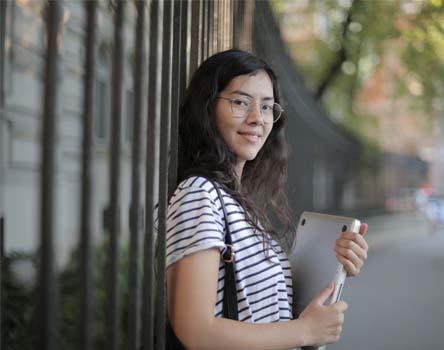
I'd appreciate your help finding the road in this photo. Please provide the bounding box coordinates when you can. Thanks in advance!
[330,211,444,350]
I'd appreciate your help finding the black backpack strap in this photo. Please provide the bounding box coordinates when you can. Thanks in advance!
[211,181,238,320]
[164,180,239,350]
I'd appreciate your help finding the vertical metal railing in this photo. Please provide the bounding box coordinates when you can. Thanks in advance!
[228,0,232,48]
[128,2,146,350]
[213,0,219,53]
[179,0,189,102]
[0,216,3,350]
[79,2,97,350]
[3,1,360,348]
[106,1,125,349]
[189,0,201,76]
[201,0,208,62]
[217,0,222,51]
[155,0,174,348]
[233,0,254,50]
[142,0,163,348]
[207,0,214,57]
[221,0,226,50]
[2,1,366,347]
[0,216,2,350]
[37,2,62,350]
[22,1,254,349]
[168,0,188,198]
[0,0,7,348]
[229,0,233,47]
[233,0,241,49]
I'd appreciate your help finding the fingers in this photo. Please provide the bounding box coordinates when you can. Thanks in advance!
[337,231,369,252]
[335,241,364,266]
[335,224,369,277]
[329,325,343,343]
[330,303,347,333]
[335,251,361,276]
[325,302,347,343]
[313,283,335,305]
[333,300,348,313]
[335,239,368,261]
[359,223,368,236]
[304,293,348,346]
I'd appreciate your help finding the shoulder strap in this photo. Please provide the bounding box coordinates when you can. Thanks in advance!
[211,182,239,320]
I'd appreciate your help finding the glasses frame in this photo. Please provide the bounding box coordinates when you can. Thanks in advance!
[216,96,284,123]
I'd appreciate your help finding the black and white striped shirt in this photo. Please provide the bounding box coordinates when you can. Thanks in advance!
[166,176,293,323]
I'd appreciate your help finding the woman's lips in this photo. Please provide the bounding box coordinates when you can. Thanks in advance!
[238,132,261,143]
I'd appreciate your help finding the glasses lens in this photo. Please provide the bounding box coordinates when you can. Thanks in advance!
[231,98,250,117]
[273,103,283,122]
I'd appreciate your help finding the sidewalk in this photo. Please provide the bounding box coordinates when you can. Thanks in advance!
[361,210,438,251]
[331,210,444,350]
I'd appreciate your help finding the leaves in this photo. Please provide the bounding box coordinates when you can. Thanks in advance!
[272,0,444,144]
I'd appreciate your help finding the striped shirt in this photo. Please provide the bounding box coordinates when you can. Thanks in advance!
[166,176,293,323]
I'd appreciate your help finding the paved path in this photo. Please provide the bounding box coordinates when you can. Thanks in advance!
[329,211,444,350]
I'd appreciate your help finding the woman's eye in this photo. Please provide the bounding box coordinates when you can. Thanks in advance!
[233,99,249,107]
[262,104,273,112]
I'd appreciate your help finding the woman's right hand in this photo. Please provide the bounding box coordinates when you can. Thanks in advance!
[298,283,348,346]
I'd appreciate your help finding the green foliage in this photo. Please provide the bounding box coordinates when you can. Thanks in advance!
[3,239,140,350]
[286,39,336,90]
[57,239,135,350]
[271,0,444,149]
[2,252,36,350]
[401,0,444,112]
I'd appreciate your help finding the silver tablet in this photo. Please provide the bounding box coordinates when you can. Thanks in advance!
[289,211,361,318]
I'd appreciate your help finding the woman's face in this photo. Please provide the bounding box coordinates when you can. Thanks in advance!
[214,70,274,171]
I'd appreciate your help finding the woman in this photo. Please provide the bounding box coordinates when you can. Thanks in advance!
[166,49,369,349]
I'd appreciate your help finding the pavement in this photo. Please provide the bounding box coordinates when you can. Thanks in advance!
[329,210,444,350]
[362,211,436,249]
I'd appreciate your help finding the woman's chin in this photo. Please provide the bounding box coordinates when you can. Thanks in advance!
[238,152,259,162]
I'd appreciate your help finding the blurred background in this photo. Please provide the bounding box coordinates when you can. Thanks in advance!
[269,1,444,349]
[1,0,443,349]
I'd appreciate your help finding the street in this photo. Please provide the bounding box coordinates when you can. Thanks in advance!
[330,211,444,350]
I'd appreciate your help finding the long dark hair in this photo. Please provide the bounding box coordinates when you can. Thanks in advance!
[178,49,294,251]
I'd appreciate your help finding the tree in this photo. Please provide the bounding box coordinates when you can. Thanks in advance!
[401,0,444,113]
[271,0,444,136]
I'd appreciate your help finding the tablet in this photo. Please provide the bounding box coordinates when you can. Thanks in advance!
[289,211,361,318]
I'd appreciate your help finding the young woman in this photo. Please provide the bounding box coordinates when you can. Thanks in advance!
[166,49,369,349]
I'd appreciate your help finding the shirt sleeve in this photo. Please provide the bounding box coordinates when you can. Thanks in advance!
[166,182,226,268]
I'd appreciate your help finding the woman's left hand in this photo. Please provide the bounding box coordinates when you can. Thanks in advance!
[334,223,369,277]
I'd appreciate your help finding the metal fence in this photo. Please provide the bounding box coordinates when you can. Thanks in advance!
[1,1,424,349]
[0,1,254,349]
[0,0,6,347]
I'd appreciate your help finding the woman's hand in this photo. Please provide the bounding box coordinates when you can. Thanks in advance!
[334,223,369,277]
[299,283,348,346]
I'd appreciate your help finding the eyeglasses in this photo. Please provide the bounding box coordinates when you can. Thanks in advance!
[217,96,284,123]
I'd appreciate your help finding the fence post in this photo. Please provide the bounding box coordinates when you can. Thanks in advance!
[106,1,125,349]
[79,2,97,350]
[0,0,7,346]
[142,1,164,349]
[38,2,62,349]
[128,1,147,349]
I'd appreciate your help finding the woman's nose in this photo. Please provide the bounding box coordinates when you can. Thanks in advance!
[245,104,264,125]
